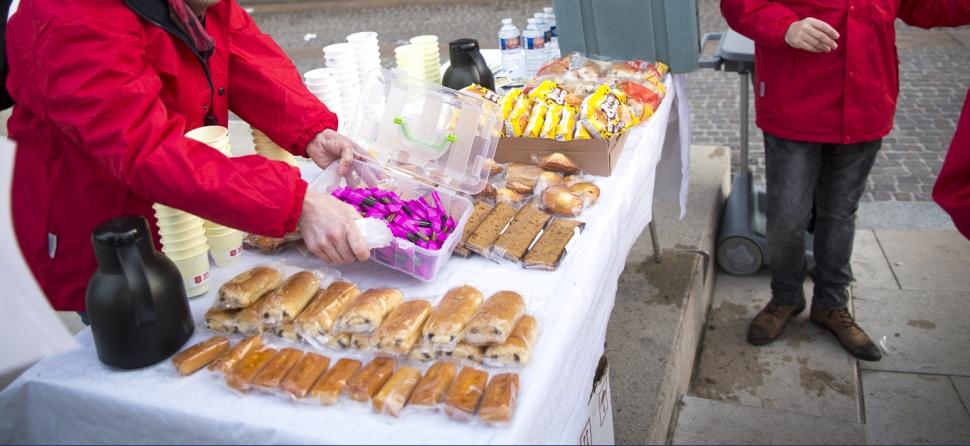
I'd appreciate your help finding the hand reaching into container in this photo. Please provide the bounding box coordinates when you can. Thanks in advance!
[300,191,370,265]
[785,17,839,53]
[306,129,357,175]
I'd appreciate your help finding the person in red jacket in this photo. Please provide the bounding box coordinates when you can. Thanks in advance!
[721,0,970,361]
[934,87,970,239]
[5,0,370,314]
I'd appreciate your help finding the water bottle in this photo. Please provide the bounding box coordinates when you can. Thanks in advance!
[533,12,553,60]
[522,19,546,78]
[543,7,560,58]
[498,18,524,80]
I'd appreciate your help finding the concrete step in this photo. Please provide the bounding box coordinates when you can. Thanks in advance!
[607,145,730,444]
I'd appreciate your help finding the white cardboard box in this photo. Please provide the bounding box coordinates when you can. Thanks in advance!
[578,356,615,445]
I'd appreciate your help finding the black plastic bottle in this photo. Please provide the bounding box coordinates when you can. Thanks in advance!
[442,38,495,92]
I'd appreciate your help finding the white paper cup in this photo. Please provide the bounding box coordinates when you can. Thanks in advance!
[323,42,352,56]
[346,31,378,43]
[157,218,204,234]
[305,68,337,82]
[163,242,208,260]
[161,236,207,253]
[159,226,205,244]
[153,203,189,218]
[170,252,210,297]
[185,126,228,144]
[207,231,244,267]
[204,225,236,238]
[154,212,197,226]
[410,35,438,46]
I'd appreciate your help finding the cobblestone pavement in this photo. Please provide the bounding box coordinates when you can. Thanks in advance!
[246,0,970,201]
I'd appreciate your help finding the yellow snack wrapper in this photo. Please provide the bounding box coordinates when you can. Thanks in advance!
[460,84,501,104]
[539,104,563,139]
[528,79,570,107]
[555,106,578,141]
[504,95,533,138]
[574,120,592,140]
[500,89,523,120]
[523,101,549,138]
[579,84,625,140]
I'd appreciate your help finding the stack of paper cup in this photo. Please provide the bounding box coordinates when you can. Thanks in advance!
[185,126,245,268]
[305,68,343,118]
[323,42,361,119]
[154,204,210,297]
[251,129,298,167]
[395,40,440,83]
[347,32,381,81]
[409,35,441,83]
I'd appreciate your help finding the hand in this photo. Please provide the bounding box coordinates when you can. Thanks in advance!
[299,191,369,265]
[785,18,839,53]
[305,129,358,175]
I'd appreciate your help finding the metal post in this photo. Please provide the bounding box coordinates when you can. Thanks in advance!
[649,218,662,263]
[739,70,749,173]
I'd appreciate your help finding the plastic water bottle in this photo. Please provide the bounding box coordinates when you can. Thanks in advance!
[498,18,524,80]
[533,12,553,60]
[543,7,560,58]
[523,19,546,78]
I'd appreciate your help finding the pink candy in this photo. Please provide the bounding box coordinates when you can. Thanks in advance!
[332,186,455,250]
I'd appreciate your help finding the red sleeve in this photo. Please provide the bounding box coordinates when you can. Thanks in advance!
[933,87,970,240]
[898,0,970,28]
[23,13,303,237]
[720,0,799,49]
[225,0,337,157]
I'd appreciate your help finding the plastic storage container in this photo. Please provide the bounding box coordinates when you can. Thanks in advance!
[309,68,502,281]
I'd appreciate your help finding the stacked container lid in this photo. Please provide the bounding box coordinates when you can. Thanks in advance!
[394,35,442,84]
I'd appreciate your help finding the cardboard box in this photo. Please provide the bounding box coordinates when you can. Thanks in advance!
[578,356,615,445]
[494,132,632,176]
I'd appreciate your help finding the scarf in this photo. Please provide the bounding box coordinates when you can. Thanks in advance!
[166,0,216,56]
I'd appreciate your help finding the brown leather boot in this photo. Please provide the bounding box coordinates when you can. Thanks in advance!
[747,300,806,346]
[810,307,882,361]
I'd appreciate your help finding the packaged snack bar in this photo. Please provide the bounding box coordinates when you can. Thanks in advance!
[408,361,457,409]
[372,366,421,417]
[443,366,489,422]
[580,84,626,140]
[504,94,532,138]
[479,373,520,424]
[460,84,501,104]
[539,104,563,139]
[522,101,548,138]
[172,336,229,376]
[555,106,578,141]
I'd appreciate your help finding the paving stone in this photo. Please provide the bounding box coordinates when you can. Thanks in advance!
[850,230,898,290]
[854,287,970,376]
[862,371,970,444]
[952,376,970,410]
[690,273,861,422]
[672,396,866,445]
[876,230,970,291]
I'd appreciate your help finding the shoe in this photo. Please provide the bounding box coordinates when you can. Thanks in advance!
[747,299,806,346]
[810,307,882,362]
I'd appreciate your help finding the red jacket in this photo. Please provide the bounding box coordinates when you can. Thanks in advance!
[6,0,337,311]
[721,0,970,144]
[933,87,970,239]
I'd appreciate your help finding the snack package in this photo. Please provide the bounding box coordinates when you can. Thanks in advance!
[372,366,422,417]
[311,357,362,405]
[261,271,322,328]
[460,84,502,104]
[204,307,238,334]
[483,315,539,367]
[616,80,662,122]
[216,266,283,310]
[555,106,578,141]
[243,233,303,255]
[251,347,304,391]
[374,299,433,355]
[408,341,438,362]
[522,219,585,270]
[499,89,523,135]
[423,285,484,353]
[491,205,551,262]
[535,56,570,79]
[573,120,592,140]
[208,335,263,373]
[235,291,278,336]
[225,346,277,393]
[455,201,495,258]
[522,101,548,138]
[579,84,626,140]
[333,288,405,334]
[279,352,330,400]
[462,291,526,345]
[541,185,585,217]
[536,153,581,175]
[495,187,526,205]
[465,202,519,255]
[295,281,360,348]
[443,366,489,422]
[345,357,397,403]
[569,182,601,206]
[505,163,545,192]
[408,361,457,409]
[504,94,532,138]
[539,104,563,139]
[479,373,520,425]
[172,336,230,376]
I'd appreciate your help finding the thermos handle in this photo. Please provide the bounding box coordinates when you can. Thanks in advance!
[468,50,495,91]
[116,244,157,327]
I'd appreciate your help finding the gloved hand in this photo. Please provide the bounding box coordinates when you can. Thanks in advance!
[305,128,356,175]
[299,191,370,265]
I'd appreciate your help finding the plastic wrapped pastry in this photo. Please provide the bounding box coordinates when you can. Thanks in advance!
[569,182,600,206]
[204,307,238,334]
[311,357,362,405]
[295,281,360,345]
[408,341,438,362]
[251,347,304,391]
[216,266,282,309]
[495,188,525,204]
[408,361,457,409]
[580,84,626,140]
[522,101,548,138]
[523,219,584,270]
[462,291,526,345]
[541,185,584,217]
[465,202,518,255]
[351,332,376,350]
[333,288,405,334]
[234,291,277,336]
[172,336,229,376]
[455,201,495,258]
[505,163,545,191]
[279,352,330,400]
[555,106,578,141]
[225,346,277,393]
[499,89,522,123]
[484,315,539,367]
[261,271,321,327]
[492,205,552,261]
[504,94,532,137]
[327,333,352,350]
[443,366,489,422]
[345,357,397,402]
[208,335,262,373]
[479,373,520,424]
[539,104,563,139]
[375,299,432,355]
[243,233,302,254]
[272,322,300,342]
[446,343,484,363]
[537,152,581,175]
[422,285,484,353]
[372,366,422,417]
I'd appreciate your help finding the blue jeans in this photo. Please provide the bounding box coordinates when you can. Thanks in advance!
[764,133,881,309]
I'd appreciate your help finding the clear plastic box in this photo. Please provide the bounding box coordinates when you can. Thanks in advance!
[310,69,502,281]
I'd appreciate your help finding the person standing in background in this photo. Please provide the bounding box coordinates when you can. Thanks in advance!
[934,87,970,239]
[720,0,970,361]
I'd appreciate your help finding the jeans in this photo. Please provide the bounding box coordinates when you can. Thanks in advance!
[764,133,881,309]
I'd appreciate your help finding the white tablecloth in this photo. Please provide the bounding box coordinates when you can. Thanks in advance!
[0,75,690,445]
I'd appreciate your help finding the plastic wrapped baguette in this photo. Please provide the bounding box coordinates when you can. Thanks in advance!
[216,266,282,309]
[462,291,526,345]
[375,299,432,355]
[372,366,421,417]
[484,315,539,367]
[422,285,484,352]
[333,288,405,334]
[261,271,321,327]
[171,336,229,376]
[295,281,360,347]
[311,358,362,406]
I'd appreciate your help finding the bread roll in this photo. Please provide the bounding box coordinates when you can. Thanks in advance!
[484,315,539,367]
[375,299,432,355]
[204,307,238,333]
[422,285,484,352]
[333,288,404,333]
[261,271,320,327]
[217,266,282,309]
[462,291,526,345]
[295,281,360,342]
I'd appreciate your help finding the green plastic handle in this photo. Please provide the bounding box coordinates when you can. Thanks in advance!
[393,116,456,153]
